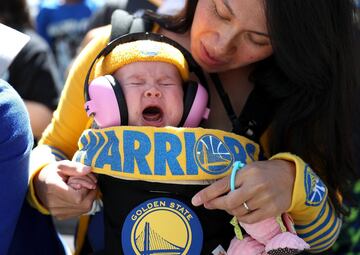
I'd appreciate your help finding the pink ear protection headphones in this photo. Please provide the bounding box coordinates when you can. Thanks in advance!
[84,32,210,128]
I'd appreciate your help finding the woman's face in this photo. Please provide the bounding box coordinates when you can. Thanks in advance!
[191,0,273,72]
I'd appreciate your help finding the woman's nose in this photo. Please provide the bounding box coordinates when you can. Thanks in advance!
[217,38,237,57]
[212,30,237,58]
[144,87,161,98]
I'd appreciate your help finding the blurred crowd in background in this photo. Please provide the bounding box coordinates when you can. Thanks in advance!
[0,0,185,146]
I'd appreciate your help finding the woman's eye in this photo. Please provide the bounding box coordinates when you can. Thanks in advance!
[212,0,230,21]
[247,33,270,47]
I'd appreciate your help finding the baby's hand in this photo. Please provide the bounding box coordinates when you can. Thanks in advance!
[68,173,97,191]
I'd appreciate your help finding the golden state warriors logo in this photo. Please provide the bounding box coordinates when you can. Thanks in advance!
[140,43,160,57]
[195,135,234,175]
[122,198,203,254]
[304,165,327,206]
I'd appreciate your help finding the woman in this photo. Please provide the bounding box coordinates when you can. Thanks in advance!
[28,0,360,254]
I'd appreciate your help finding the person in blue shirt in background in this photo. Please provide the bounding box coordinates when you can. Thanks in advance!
[36,0,101,84]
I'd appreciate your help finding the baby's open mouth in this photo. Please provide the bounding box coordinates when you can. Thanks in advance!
[142,106,163,122]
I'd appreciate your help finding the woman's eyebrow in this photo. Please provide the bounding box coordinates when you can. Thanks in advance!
[223,0,269,37]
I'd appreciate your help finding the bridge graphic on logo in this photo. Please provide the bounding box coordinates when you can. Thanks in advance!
[135,222,185,254]
[195,135,233,174]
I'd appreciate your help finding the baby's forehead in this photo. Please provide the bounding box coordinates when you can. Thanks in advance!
[114,61,184,80]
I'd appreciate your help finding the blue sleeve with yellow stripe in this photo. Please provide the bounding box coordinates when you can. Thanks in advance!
[271,153,342,253]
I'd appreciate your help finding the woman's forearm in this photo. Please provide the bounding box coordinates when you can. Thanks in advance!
[271,153,341,252]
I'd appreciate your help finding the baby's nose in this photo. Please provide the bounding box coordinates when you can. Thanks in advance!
[145,87,161,98]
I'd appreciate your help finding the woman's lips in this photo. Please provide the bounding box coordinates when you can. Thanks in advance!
[198,42,225,67]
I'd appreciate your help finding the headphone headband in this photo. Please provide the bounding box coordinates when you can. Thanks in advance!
[84,32,209,102]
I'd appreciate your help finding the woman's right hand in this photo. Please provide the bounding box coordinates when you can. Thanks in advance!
[34,160,98,220]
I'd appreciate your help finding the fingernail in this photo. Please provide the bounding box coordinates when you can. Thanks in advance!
[83,166,91,172]
[191,195,202,206]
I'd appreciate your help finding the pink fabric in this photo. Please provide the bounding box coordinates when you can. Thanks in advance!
[240,218,281,245]
[282,213,297,234]
[265,232,310,252]
[227,236,267,255]
[227,214,310,254]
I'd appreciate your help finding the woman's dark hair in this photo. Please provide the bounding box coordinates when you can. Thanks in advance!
[0,0,33,28]
[258,0,360,216]
[145,0,360,216]
[143,1,196,33]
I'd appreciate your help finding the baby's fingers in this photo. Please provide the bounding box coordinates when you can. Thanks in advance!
[68,176,96,190]
[86,172,98,183]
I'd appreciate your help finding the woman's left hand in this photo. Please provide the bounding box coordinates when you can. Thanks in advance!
[191,159,296,224]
